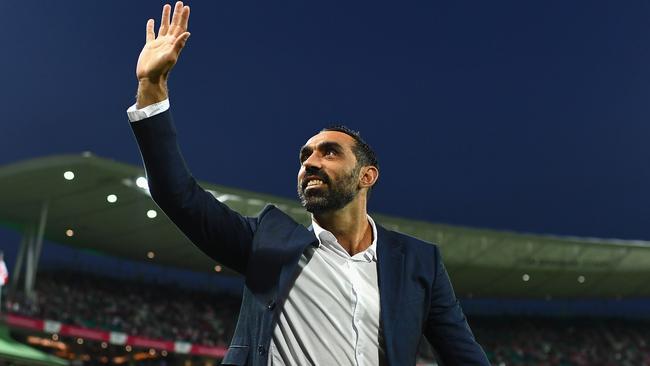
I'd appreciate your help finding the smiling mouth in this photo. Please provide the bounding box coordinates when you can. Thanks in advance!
[307,179,323,187]
[303,179,327,191]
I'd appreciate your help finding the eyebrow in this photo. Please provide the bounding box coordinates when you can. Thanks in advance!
[299,141,345,161]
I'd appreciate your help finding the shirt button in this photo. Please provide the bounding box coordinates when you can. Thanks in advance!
[267,300,276,311]
[258,345,266,354]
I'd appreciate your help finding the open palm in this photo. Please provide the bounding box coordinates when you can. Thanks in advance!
[136,2,190,83]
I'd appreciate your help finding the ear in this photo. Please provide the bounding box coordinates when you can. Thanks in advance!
[358,166,379,189]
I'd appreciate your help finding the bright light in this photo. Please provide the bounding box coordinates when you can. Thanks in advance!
[107,194,118,203]
[101,342,108,349]
[147,251,155,259]
[149,349,156,355]
[76,338,84,345]
[214,265,222,272]
[147,210,157,219]
[125,345,132,352]
[52,334,59,341]
[63,171,75,180]
[161,350,168,357]
[27,336,66,351]
[136,177,148,189]
[522,274,530,282]
[65,229,74,237]
[578,275,586,283]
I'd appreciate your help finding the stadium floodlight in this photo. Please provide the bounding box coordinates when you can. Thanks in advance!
[578,275,586,283]
[136,176,149,189]
[66,229,74,237]
[162,350,168,356]
[522,274,530,282]
[125,345,132,352]
[147,251,155,259]
[214,265,222,272]
[147,209,157,219]
[101,342,107,349]
[63,171,75,180]
[107,194,118,203]
[76,338,83,345]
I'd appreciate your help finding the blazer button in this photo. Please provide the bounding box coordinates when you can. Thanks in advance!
[258,345,266,355]
[267,300,276,311]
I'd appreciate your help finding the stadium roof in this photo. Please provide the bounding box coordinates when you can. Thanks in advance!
[2,154,650,298]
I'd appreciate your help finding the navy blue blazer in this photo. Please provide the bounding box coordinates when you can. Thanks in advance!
[131,110,489,365]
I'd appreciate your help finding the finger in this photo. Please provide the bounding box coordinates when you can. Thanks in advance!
[173,32,191,53]
[146,19,155,43]
[170,1,184,28]
[159,4,171,36]
[180,5,190,31]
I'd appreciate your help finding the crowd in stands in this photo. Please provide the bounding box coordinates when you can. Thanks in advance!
[6,271,239,347]
[470,317,650,365]
[6,270,650,365]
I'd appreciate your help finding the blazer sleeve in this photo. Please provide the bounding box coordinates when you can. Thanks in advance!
[423,245,490,365]
[130,110,255,274]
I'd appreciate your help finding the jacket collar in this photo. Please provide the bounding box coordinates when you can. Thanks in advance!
[310,215,378,261]
[376,224,405,352]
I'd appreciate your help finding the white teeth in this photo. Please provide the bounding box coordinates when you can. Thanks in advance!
[307,179,323,187]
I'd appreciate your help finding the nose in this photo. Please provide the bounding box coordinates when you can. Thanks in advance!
[302,151,322,170]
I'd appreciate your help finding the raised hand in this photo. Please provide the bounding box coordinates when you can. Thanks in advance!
[135,2,190,108]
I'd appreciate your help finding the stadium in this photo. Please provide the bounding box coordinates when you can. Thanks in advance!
[0,154,648,365]
[3,1,650,365]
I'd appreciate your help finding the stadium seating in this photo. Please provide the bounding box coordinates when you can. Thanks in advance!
[6,271,650,365]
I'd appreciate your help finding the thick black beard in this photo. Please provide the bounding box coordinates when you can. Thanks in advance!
[297,170,359,214]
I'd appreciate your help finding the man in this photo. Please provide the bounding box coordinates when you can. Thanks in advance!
[128,2,489,365]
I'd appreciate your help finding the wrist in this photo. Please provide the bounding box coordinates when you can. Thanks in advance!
[136,78,168,109]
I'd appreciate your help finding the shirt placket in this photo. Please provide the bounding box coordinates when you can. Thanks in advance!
[350,259,365,366]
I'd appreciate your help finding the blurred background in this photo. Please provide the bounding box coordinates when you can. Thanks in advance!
[1,0,650,365]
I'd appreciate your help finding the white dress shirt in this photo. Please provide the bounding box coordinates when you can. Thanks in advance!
[268,216,385,366]
[126,99,169,122]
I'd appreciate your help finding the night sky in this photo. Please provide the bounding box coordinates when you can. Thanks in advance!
[2,0,649,254]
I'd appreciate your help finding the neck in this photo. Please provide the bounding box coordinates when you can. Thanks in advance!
[312,195,373,256]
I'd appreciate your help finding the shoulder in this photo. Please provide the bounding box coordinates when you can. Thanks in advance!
[251,204,310,239]
[376,224,441,272]
[254,203,298,226]
[378,224,439,255]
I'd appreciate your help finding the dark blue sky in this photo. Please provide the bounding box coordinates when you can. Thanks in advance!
[2,0,649,243]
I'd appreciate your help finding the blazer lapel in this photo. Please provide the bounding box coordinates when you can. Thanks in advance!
[376,225,404,353]
[277,224,318,296]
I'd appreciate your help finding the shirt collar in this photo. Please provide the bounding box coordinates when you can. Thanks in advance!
[311,215,378,262]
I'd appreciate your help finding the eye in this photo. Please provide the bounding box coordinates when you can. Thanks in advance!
[299,151,310,163]
[324,149,336,157]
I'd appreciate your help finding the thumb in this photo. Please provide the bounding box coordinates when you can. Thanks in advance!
[173,32,191,53]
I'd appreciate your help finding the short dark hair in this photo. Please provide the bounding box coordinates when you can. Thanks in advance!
[321,125,379,170]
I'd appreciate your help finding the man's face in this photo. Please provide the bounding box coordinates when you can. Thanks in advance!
[297,131,361,214]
